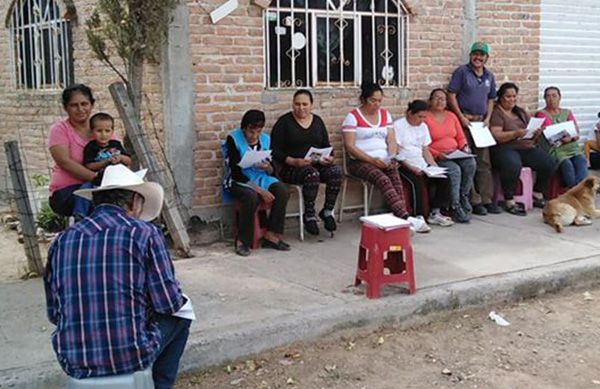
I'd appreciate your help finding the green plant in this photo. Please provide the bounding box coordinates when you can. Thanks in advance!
[37,202,66,233]
[31,174,50,188]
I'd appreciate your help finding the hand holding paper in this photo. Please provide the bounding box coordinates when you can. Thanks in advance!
[468,122,496,148]
[304,147,333,162]
[238,150,272,169]
[521,117,545,139]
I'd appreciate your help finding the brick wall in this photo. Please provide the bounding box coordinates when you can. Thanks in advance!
[0,0,542,212]
[189,0,542,210]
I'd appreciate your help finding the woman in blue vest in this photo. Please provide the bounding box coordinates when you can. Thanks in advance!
[226,110,290,256]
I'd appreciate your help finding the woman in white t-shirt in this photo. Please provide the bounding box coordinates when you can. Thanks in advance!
[342,83,426,230]
[395,100,455,226]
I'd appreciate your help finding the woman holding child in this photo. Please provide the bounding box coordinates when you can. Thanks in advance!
[48,84,128,218]
[424,89,477,223]
[535,86,588,188]
[271,90,342,236]
[341,83,429,232]
[489,82,555,216]
[226,109,290,256]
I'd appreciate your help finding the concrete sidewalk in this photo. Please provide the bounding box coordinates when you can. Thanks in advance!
[3,207,600,388]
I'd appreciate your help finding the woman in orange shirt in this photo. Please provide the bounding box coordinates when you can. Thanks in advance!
[424,88,477,223]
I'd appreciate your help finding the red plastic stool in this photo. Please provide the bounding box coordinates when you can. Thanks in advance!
[354,222,416,299]
[547,173,568,200]
[234,201,270,250]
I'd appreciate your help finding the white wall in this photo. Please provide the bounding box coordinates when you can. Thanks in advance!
[540,0,600,138]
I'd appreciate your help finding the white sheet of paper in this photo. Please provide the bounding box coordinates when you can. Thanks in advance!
[238,150,272,169]
[446,150,476,159]
[422,165,448,178]
[468,122,497,148]
[543,121,577,144]
[522,117,545,139]
[172,293,196,321]
[304,146,333,161]
[360,213,411,231]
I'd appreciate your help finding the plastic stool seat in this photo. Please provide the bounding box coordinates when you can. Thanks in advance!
[493,167,534,210]
[234,201,270,250]
[354,222,416,299]
[67,367,154,389]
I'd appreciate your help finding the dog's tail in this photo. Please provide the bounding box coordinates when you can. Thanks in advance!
[543,206,563,233]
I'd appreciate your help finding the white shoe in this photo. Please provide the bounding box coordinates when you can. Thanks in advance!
[407,216,431,233]
[427,212,454,227]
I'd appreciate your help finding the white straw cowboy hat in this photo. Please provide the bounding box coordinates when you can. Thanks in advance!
[74,164,164,221]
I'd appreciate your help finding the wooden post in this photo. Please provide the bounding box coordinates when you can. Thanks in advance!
[4,141,44,275]
[109,82,192,257]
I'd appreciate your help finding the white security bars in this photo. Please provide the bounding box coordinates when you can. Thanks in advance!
[265,0,408,89]
[9,0,73,90]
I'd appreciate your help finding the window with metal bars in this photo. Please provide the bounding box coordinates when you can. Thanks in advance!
[8,0,74,90]
[265,0,408,89]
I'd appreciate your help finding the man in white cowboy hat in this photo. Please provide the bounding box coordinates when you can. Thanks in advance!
[44,164,193,389]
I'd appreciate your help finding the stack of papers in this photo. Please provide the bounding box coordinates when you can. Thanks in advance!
[468,122,496,148]
[543,121,577,144]
[423,165,448,178]
[238,150,272,169]
[446,150,476,159]
[360,213,411,231]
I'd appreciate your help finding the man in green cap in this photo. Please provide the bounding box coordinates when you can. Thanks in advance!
[447,41,501,216]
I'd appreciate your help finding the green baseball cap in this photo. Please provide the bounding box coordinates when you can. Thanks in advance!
[470,41,490,55]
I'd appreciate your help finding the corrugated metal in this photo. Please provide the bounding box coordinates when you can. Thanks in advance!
[540,0,600,138]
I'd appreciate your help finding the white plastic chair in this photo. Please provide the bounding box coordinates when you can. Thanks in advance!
[66,367,154,389]
[338,146,373,222]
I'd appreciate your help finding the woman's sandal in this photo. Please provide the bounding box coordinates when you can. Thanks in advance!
[533,197,547,208]
[261,238,291,251]
[504,202,527,216]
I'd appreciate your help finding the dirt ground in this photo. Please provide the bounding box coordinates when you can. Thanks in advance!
[177,287,600,389]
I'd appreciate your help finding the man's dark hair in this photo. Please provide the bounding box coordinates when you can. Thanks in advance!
[240,109,266,130]
[92,189,137,209]
[62,84,95,108]
[90,112,115,130]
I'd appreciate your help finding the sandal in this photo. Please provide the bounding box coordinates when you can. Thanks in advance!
[533,197,546,208]
[504,202,527,216]
[261,238,291,251]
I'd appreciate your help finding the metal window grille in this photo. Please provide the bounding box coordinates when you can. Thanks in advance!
[8,0,73,90]
[265,0,408,89]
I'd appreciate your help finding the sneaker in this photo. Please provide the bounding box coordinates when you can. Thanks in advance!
[427,212,455,227]
[318,209,337,232]
[407,215,431,233]
[303,215,320,236]
[451,206,471,223]
[235,244,251,257]
[484,203,502,214]
[460,195,473,214]
[472,203,488,216]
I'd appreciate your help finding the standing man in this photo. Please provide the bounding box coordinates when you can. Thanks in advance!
[44,164,193,389]
[448,41,502,215]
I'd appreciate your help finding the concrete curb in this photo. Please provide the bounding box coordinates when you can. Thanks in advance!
[7,256,600,389]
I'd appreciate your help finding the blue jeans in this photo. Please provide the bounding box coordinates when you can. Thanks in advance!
[153,314,191,389]
[559,154,588,188]
[49,183,93,217]
[437,157,477,206]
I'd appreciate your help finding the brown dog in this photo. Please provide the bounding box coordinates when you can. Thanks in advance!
[543,176,600,232]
